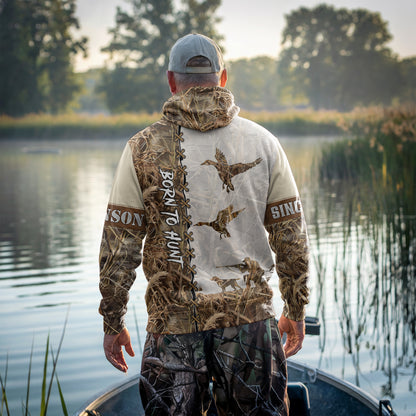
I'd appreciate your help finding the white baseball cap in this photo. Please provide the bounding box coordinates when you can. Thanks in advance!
[168,33,224,74]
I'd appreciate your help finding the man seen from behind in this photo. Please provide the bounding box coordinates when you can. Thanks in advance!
[99,33,309,416]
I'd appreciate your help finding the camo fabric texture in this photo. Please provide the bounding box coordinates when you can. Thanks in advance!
[139,318,289,416]
[99,86,309,335]
[266,217,309,321]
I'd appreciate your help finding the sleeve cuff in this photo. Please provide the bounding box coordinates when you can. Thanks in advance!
[103,320,125,335]
[99,305,125,334]
[283,304,306,322]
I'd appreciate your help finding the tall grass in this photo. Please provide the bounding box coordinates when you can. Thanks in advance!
[0,109,347,139]
[0,316,69,416]
[240,109,345,135]
[312,105,416,394]
[320,106,416,208]
[0,113,160,139]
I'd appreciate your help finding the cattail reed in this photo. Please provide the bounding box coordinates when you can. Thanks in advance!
[310,105,416,394]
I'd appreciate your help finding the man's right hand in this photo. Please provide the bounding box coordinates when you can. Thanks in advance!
[277,314,305,358]
[103,327,135,373]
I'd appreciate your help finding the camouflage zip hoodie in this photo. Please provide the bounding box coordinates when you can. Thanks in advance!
[99,86,309,335]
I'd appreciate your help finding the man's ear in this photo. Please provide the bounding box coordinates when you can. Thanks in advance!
[220,69,227,87]
[167,71,177,94]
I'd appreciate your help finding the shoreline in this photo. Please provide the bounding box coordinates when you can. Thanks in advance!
[0,110,346,139]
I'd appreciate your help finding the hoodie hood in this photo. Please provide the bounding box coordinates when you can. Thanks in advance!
[162,86,240,132]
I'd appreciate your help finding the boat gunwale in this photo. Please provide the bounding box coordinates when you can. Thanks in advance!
[287,360,383,415]
[73,360,389,416]
[75,375,141,416]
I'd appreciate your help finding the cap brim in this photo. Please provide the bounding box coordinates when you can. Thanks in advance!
[185,66,217,74]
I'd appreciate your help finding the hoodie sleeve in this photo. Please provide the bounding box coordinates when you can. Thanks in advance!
[98,142,147,334]
[264,141,309,321]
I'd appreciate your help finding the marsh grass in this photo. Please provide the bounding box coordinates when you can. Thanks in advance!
[0,113,160,139]
[240,109,344,135]
[0,109,346,139]
[0,315,69,416]
[313,105,416,395]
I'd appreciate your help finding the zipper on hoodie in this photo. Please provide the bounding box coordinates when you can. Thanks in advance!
[175,125,200,332]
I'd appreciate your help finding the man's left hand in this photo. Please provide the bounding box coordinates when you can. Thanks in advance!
[103,327,135,373]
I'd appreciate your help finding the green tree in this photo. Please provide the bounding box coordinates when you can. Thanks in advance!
[227,57,281,111]
[41,0,88,113]
[75,69,108,113]
[0,0,87,116]
[99,0,222,113]
[0,0,42,114]
[399,57,416,103]
[278,4,402,110]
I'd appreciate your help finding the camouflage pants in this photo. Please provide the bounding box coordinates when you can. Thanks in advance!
[139,318,289,416]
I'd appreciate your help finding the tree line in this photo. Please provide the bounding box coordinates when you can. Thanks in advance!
[1,0,415,116]
[0,0,87,116]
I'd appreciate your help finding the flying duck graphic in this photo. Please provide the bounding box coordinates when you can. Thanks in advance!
[195,205,245,239]
[201,148,262,193]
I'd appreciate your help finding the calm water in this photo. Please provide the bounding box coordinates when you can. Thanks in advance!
[0,137,414,415]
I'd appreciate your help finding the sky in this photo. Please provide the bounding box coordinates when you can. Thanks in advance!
[74,0,416,72]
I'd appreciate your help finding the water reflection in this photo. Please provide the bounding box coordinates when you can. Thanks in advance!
[0,137,415,415]
[1,141,117,289]
[307,179,416,402]
[1,151,74,270]
[0,138,130,414]
[1,139,120,264]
